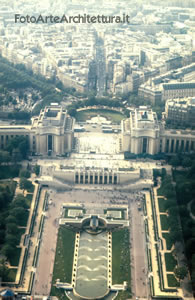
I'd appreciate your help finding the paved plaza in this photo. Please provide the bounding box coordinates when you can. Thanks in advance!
[30,188,146,298]
[75,132,120,154]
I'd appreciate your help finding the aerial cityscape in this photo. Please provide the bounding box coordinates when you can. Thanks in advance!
[0,0,195,300]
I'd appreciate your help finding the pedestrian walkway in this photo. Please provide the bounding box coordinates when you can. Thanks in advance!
[2,182,48,294]
[144,190,185,298]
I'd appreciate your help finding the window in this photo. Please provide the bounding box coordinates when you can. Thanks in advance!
[143,137,147,153]
[165,139,169,153]
[170,139,174,153]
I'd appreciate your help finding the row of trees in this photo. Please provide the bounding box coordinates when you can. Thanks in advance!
[158,174,183,244]
[160,155,195,291]
[0,136,29,168]
[1,193,29,261]
[0,166,33,273]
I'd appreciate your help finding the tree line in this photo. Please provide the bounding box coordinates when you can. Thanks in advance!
[155,156,195,291]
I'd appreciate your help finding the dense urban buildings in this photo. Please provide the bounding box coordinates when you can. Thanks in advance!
[165,97,195,127]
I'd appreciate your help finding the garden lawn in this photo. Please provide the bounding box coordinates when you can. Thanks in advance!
[165,252,177,272]
[160,215,169,231]
[158,197,166,213]
[25,193,33,207]
[50,227,75,300]
[7,268,17,282]
[75,109,125,124]
[162,233,173,250]
[112,229,131,298]
[167,274,179,287]
[9,247,21,266]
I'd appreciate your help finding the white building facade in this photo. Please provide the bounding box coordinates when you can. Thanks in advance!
[122,106,195,155]
[0,105,74,156]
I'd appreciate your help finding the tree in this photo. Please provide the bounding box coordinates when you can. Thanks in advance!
[6,136,29,159]
[0,229,5,244]
[0,259,9,281]
[169,228,182,244]
[5,215,17,224]
[19,169,30,178]
[1,244,15,259]
[11,195,28,210]
[20,178,33,191]
[5,234,19,246]
[12,148,22,163]
[182,157,192,169]
[170,156,181,169]
[33,164,40,176]
[6,223,19,235]
[0,151,10,165]
[174,266,188,281]
[10,207,25,220]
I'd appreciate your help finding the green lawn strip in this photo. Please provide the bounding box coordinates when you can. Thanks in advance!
[150,191,159,241]
[149,276,155,297]
[7,268,17,282]
[50,227,75,299]
[28,271,35,293]
[114,290,131,300]
[167,274,179,288]
[160,215,169,231]
[0,165,20,179]
[164,252,177,272]
[9,247,21,266]
[112,229,131,297]
[25,193,33,207]
[143,195,147,216]
[162,233,173,250]
[158,197,166,213]
[75,109,125,124]
[43,192,49,211]
[147,247,152,272]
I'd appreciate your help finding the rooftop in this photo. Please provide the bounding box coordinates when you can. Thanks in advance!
[131,107,159,130]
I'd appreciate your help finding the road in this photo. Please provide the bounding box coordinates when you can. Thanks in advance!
[96,37,106,96]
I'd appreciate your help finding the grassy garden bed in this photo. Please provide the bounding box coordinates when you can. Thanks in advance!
[160,215,169,231]
[9,247,21,266]
[7,268,17,282]
[27,185,34,193]
[112,229,131,297]
[158,197,166,213]
[167,274,179,287]
[25,193,33,207]
[165,252,177,272]
[50,227,75,299]
[162,233,173,250]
